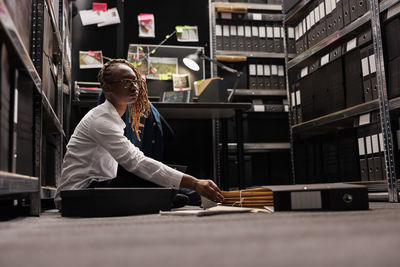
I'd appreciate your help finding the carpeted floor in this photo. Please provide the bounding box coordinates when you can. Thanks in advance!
[1,202,400,267]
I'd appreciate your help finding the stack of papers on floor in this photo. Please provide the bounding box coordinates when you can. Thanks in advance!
[221,187,274,209]
[159,205,271,217]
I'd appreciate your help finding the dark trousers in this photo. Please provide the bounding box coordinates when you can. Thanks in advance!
[88,166,162,188]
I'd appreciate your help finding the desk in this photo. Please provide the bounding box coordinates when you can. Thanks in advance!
[153,102,251,190]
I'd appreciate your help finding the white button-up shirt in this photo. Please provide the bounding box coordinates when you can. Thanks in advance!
[55,100,183,209]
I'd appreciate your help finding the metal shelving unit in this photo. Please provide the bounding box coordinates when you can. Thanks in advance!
[0,0,72,215]
[284,0,400,202]
[210,1,291,189]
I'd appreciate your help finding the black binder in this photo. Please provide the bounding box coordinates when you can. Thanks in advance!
[345,48,364,107]
[256,64,264,89]
[288,27,296,53]
[271,64,279,88]
[387,57,400,99]
[273,23,283,53]
[61,188,174,217]
[336,0,344,31]
[357,28,372,47]
[266,24,274,52]
[259,25,267,52]
[356,0,368,17]
[267,183,369,211]
[357,129,369,181]
[222,24,231,51]
[0,44,11,171]
[229,23,238,51]
[263,64,272,89]
[249,64,257,89]
[367,45,378,100]
[244,24,252,51]
[364,133,376,181]
[237,25,245,51]
[216,24,223,51]
[251,22,260,51]
[278,65,285,89]
[342,0,351,25]
[329,45,342,61]
[360,46,373,102]
[349,0,358,22]
[383,17,400,62]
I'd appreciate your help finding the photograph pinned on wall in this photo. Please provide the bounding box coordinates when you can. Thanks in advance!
[173,74,191,91]
[97,8,121,27]
[127,45,149,76]
[79,51,104,69]
[147,57,178,80]
[176,26,199,42]
[138,13,155,38]
[79,9,105,26]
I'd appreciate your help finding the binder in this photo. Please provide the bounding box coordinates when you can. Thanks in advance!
[229,24,238,51]
[329,45,342,61]
[244,24,252,51]
[378,132,387,179]
[365,134,376,181]
[278,65,285,89]
[271,65,279,88]
[259,25,267,52]
[325,0,334,36]
[0,44,11,171]
[308,9,317,47]
[263,64,272,89]
[360,46,373,102]
[256,64,264,89]
[313,3,322,44]
[237,25,245,51]
[368,45,378,100]
[318,0,327,42]
[222,24,231,51]
[295,23,303,54]
[296,90,302,123]
[249,64,257,89]
[302,18,308,51]
[383,17,400,62]
[357,28,372,47]
[356,0,368,17]
[266,24,274,52]
[357,129,369,181]
[287,27,296,54]
[344,48,364,107]
[388,56,400,99]
[349,0,358,22]
[371,134,383,180]
[251,23,260,51]
[273,24,283,53]
[290,89,297,124]
[342,0,351,26]
[335,0,344,31]
[216,24,223,51]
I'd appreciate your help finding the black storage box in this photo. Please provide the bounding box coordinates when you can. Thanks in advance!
[266,183,369,211]
[61,188,174,217]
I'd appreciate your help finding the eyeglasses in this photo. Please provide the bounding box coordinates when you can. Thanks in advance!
[108,78,139,89]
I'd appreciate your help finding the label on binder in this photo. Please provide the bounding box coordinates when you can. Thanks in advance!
[379,133,385,152]
[249,64,256,76]
[223,25,230,36]
[237,26,244,36]
[366,136,372,154]
[271,65,278,75]
[291,92,296,106]
[310,10,316,27]
[257,65,264,75]
[369,55,376,73]
[264,65,271,76]
[267,26,274,38]
[306,14,311,31]
[245,26,252,37]
[252,26,259,36]
[325,0,332,14]
[288,27,295,39]
[259,26,266,38]
[300,66,308,77]
[358,138,366,155]
[372,134,379,154]
[296,90,301,105]
[315,7,321,22]
[230,25,237,36]
[216,25,222,36]
[320,53,330,66]
[319,3,326,19]
[278,65,284,76]
[361,57,370,77]
[221,13,232,19]
[273,27,280,38]
[253,13,262,21]
[359,113,371,126]
[346,38,357,52]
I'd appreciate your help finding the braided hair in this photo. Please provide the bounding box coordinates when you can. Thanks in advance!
[98,59,150,141]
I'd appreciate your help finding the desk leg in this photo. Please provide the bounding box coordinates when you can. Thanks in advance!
[235,110,245,189]
[220,119,229,190]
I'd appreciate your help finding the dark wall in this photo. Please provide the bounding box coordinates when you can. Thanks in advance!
[72,0,210,84]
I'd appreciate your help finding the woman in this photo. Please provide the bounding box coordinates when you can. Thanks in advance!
[55,59,223,210]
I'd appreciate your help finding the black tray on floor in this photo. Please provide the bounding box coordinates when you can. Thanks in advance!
[61,188,174,217]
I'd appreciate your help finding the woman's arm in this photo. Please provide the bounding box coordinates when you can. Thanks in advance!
[180,174,224,203]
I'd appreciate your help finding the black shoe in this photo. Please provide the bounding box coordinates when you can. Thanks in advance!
[172,194,189,209]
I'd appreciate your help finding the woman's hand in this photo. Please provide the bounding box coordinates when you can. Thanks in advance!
[180,174,224,203]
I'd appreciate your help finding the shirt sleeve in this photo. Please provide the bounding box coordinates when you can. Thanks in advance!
[89,114,183,189]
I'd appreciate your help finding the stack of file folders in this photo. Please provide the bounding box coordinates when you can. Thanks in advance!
[248,63,286,89]
[216,12,294,53]
[293,0,370,55]
[289,27,375,124]
[222,188,274,208]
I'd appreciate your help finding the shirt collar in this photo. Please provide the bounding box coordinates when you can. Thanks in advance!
[104,99,126,129]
